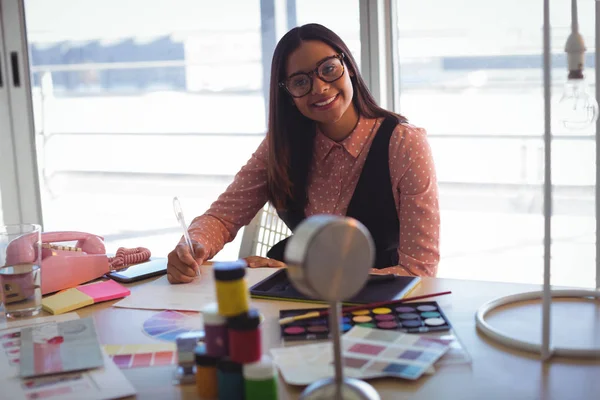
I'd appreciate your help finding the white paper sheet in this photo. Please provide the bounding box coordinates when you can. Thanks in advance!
[113,265,278,312]
[0,314,136,400]
[0,312,79,331]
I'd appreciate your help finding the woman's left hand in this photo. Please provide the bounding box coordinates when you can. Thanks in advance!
[244,256,286,269]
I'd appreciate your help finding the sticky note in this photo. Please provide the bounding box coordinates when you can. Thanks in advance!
[78,279,130,302]
[41,279,130,315]
[42,288,94,315]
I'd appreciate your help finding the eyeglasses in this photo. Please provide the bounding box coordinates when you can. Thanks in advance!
[279,53,345,98]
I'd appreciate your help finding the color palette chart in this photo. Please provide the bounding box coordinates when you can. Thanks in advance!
[271,326,451,385]
[142,310,204,342]
[1,329,21,367]
[103,344,176,369]
[280,301,452,342]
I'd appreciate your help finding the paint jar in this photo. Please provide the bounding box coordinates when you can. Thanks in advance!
[217,358,244,400]
[176,331,205,368]
[227,308,261,364]
[195,345,218,399]
[202,302,228,357]
[243,355,278,400]
[213,260,249,317]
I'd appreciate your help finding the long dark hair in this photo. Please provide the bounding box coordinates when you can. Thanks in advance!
[266,23,406,210]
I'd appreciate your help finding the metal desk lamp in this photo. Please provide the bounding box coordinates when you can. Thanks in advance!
[475,0,600,361]
[284,215,381,400]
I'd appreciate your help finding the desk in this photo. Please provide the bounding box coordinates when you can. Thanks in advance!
[75,275,600,400]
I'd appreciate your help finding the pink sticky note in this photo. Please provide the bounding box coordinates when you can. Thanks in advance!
[77,279,130,303]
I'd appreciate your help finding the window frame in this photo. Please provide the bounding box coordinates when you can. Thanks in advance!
[0,0,42,226]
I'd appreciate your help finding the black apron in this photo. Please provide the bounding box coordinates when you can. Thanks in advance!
[267,117,400,269]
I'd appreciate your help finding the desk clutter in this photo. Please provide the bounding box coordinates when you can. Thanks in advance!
[174,260,278,400]
[163,260,470,398]
[272,303,471,386]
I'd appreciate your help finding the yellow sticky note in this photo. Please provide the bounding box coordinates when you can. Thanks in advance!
[42,288,94,315]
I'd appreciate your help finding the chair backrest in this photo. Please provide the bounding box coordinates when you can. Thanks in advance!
[238,203,292,258]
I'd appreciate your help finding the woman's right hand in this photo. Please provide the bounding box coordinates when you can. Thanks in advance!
[167,241,207,284]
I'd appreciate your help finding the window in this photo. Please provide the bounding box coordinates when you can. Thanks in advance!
[25,0,266,259]
[23,0,362,260]
[394,0,595,287]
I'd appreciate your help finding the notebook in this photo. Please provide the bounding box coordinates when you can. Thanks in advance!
[42,279,130,315]
[249,269,420,305]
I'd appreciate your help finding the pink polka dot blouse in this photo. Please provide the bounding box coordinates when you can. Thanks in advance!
[188,116,440,277]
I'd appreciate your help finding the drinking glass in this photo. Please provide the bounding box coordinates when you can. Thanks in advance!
[0,224,42,318]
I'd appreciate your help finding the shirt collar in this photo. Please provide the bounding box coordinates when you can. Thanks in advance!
[313,116,376,161]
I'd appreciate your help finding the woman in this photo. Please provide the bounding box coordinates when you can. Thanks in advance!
[167,23,440,284]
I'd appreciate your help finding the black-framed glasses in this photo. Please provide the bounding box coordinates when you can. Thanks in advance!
[279,53,345,98]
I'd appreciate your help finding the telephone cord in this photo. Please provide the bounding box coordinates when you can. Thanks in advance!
[108,247,151,270]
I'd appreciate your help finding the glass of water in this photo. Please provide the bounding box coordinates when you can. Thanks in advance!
[0,224,42,318]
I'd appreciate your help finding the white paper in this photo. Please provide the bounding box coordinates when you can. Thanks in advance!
[0,312,79,331]
[113,265,278,312]
[0,314,136,400]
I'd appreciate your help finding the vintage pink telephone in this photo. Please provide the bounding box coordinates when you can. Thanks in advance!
[5,231,110,295]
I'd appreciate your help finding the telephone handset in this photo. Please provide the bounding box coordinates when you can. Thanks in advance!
[5,231,110,295]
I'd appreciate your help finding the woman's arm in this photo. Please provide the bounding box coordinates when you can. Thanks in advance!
[187,138,270,260]
[374,123,440,276]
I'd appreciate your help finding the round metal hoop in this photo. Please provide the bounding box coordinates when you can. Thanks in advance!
[475,289,600,358]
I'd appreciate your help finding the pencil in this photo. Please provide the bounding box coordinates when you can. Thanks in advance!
[278,290,452,325]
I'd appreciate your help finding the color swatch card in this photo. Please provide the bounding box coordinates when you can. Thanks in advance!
[19,318,104,378]
[42,280,130,315]
[103,343,177,369]
[280,301,452,342]
[271,326,450,385]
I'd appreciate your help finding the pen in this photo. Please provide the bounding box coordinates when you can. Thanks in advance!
[172,196,200,276]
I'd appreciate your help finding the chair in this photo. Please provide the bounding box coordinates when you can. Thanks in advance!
[238,203,292,258]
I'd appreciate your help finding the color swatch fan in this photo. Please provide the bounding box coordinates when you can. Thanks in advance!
[142,310,204,342]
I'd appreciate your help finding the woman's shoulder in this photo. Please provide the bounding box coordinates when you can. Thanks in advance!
[253,136,269,156]
[373,114,427,136]
[384,118,431,157]
[384,116,428,141]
